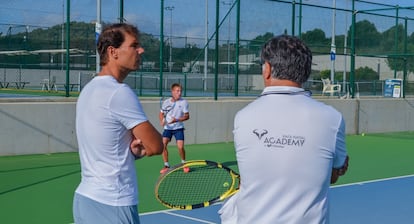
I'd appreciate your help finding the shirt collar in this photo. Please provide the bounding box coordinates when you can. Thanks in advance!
[262,86,305,94]
[260,86,311,97]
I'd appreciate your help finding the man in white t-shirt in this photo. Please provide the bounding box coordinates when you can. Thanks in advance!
[159,83,190,174]
[219,35,349,224]
[73,23,163,224]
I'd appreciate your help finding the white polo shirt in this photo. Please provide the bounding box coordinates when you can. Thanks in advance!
[75,75,147,206]
[220,86,347,224]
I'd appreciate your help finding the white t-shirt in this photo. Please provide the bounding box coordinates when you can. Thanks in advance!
[75,75,147,206]
[161,97,189,130]
[219,86,347,224]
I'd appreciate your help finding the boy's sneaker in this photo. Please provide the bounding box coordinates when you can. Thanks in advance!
[160,166,169,174]
[183,167,190,173]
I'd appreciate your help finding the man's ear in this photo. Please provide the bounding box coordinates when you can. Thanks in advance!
[262,62,271,81]
[108,46,118,59]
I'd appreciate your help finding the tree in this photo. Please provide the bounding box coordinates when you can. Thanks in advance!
[381,24,405,53]
[0,21,163,70]
[318,67,378,82]
[355,66,378,81]
[409,32,414,45]
[382,24,414,73]
[140,33,161,62]
[348,20,381,49]
[301,28,328,45]
[248,32,274,53]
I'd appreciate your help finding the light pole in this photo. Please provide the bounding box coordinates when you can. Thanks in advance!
[62,0,65,70]
[222,1,232,89]
[330,0,336,83]
[343,0,349,95]
[204,0,208,91]
[165,6,174,73]
[96,0,102,74]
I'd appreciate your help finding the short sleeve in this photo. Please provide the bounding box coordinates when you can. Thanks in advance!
[183,99,189,113]
[109,84,147,129]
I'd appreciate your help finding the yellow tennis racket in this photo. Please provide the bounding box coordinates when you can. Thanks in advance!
[154,160,240,210]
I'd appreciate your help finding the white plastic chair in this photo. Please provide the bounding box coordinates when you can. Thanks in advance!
[50,76,57,91]
[41,79,50,91]
[41,76,57,91]
[321,78,341,97]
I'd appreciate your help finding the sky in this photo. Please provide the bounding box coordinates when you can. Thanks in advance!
[1,0,414,45]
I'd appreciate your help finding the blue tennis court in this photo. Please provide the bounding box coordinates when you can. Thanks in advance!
[140,175,414,224]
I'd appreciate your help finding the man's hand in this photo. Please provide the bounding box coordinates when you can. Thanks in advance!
[160,118,166,126]
[130,137,146,159]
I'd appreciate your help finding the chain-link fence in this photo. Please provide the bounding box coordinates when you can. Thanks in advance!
[1,0,414,97]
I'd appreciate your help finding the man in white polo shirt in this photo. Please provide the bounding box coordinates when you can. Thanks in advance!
[219,35,349,224]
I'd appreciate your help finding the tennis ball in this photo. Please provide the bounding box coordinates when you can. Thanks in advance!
[223,182,229,187]
[361,133,365,136]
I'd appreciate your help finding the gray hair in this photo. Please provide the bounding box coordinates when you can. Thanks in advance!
[260,35,312,84]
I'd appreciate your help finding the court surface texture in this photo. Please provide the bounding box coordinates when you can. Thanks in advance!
[0,133,413,223]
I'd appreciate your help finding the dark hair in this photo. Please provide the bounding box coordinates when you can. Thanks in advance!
[97,23,140,66]
[260,35,312,84]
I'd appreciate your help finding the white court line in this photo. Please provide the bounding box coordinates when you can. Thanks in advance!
[162,211,217,224]
[140,209,174,216]
[331,174,414,188]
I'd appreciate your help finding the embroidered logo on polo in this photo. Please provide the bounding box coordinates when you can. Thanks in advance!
[253,129,268,140]
[252,129,305,149]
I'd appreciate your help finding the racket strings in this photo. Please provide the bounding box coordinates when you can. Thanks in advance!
[156,164,233,206]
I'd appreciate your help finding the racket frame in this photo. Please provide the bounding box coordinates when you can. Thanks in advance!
[160,97,176,123]
[154,160,240,210]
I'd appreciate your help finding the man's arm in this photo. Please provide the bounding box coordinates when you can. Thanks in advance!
[182,112,190,121]
[173,112,189,123]
[131,121,163,157]
[159,111,166,126]
[331,117,348,184]
[176,100,190,122]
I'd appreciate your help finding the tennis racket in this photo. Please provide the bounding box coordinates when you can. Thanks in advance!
[160,97,176,124]
[155,160,240,210]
